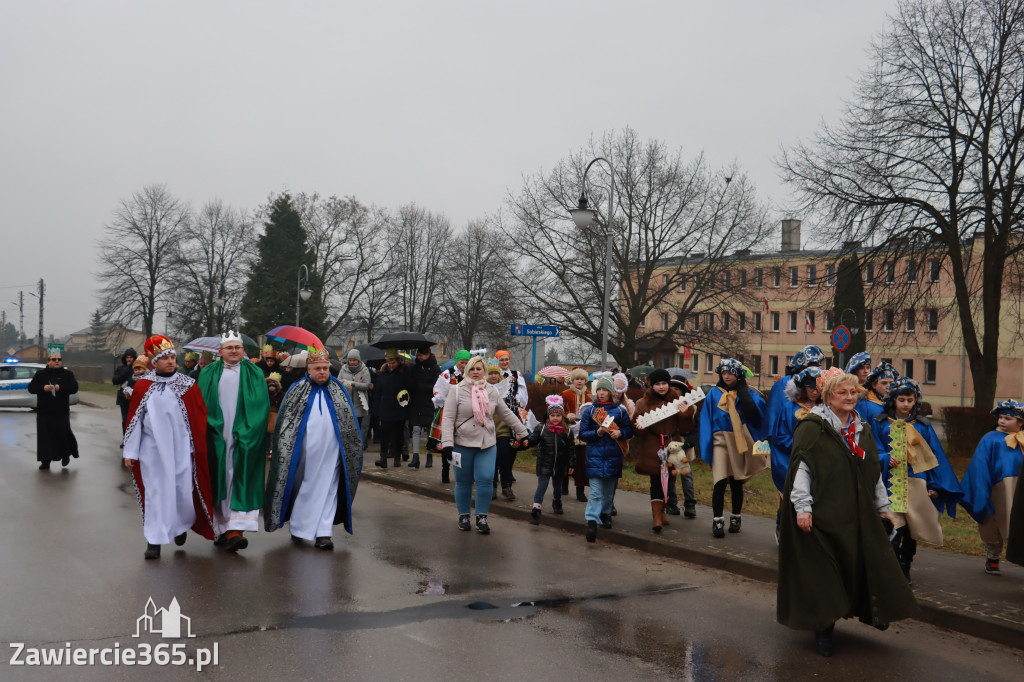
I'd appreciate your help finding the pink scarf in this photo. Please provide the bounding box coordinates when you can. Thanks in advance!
[468,379,492,425]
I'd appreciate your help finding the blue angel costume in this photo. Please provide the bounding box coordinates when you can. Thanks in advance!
[855,361,899,424]
[766,351,805,451]
[770,367,822,494]
[264,375,364,536]
[960,401,1024,567]
[698,365,769,482]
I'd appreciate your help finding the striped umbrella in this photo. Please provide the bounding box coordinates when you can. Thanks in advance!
[538,365,571,381]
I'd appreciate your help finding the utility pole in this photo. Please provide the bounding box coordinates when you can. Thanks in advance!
[18,291,24,345]
[36,279,44,347]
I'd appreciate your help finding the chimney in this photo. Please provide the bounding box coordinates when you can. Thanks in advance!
[781,219,801,252]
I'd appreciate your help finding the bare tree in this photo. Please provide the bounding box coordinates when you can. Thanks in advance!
[293,193,391,338]
[504,128,771,368]
[96,184,190,336]
[386,204,453,333]
[171,199,255,337]
[779,0,1024,408]
[439,219,518,349]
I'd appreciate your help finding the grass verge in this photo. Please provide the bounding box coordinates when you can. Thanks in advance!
[79,381,119,397]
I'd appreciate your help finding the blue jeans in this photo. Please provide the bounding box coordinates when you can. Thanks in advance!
[533,474,565,505]
[585,477,618,522]
[453,445,497,515]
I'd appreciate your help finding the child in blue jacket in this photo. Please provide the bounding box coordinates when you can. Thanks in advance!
[579,375,633,543]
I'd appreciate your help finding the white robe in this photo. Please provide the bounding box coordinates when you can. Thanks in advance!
[123,375,196,545]
[213,362,259,533]
[288,391,342,540]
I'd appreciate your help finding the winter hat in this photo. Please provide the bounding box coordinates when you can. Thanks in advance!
[132,357,150,371]
[883,376,921,407]
[991,399,1024,421]
[844,351,871,374]
[648,368,671,386]
[546,394,565,415]
[594,375,616,396]
[716,358,744,376]
[495,350,510,360]
[346,348,361,362]
[570,367,589,382]
[144,335,175,361]
[454,349,472,362]
[417,345,432,355]
[801,345,825,366]
[613,373,629,394]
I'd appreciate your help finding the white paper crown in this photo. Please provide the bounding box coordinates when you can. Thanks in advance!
[752,440,771,456]
[635,387,706,429]
[220,330,242,346]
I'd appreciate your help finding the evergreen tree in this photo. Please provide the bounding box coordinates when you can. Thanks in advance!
[832,255,866,367]
[240,193,327,339]
[87,309,106,352]
[544,345,560,366]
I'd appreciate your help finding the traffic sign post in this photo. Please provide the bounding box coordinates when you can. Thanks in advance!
[511,324,560,379]
[831,326,850,370]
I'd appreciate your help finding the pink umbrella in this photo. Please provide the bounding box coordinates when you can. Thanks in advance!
[538,365,571,381]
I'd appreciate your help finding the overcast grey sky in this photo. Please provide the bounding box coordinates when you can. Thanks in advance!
[0,0,899,338]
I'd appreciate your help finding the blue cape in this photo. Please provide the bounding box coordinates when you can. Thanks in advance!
[698,385,768,466]
[870,416,963,518]
[960,430,1024,523]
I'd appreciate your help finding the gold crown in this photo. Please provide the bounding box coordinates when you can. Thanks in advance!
[268,372,282,383]
[308,348,331,363]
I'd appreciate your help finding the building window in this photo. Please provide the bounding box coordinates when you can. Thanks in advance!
[751,356,762,376]
[691,315,699,332]
[738,312,746,331]
[723,312,731,331]
[769,355,779,375]
[753,311,763,332]
[708,273,715,291]
[788,311,797,332]
[903,359,914,378]
[771,311,780,332]
[905,309,915,332]
[924,359,936,384]
[723,271,731,290]
[825,310,834,331]
[639,316,646,329]
[807,264,817,286]
[806,311,816,332]
[790,266,799,288]
[680,274,687,292]
[772,267,781,288]
[885,262,895,284]
[929,259,941,283]
[662,312,670,330]
[927,308,938,332]
[692,352,699,371]
[865,262,875,285]
[739,270,747,289]
[865,309,874,332]
[826,263,836,286]
[705,354,714,374]
[881,357,893,366]
[907,260,918,283]
[884,309,894,332]
[706,313,715,330]
[755,268,763,288]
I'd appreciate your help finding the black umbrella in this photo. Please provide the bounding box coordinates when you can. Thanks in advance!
[667,367,696,380]
[629,365,654,379]
[371,332,436,350]
[350,343,386,363]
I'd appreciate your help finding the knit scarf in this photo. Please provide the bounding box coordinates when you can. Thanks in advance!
[997,427,1024,451]
[467,378,492,425]
[717,390,751,456]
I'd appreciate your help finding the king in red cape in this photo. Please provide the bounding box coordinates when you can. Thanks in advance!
[123,335,216,560]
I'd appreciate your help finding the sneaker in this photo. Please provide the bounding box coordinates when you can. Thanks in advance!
[552,499,563,515]
[729,515,742,534]
[712,517,725,538]
[586,520,597,543]
[458,514,471,531]
[665,501,681,516]
[530,508,541,525]
[985,559,1001,575]
[475,515,490,534]
[599,514,613,530]
[683,501,697,519]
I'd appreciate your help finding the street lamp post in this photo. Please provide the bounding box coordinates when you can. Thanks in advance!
[569,157,615,370]
[296,265,312,327]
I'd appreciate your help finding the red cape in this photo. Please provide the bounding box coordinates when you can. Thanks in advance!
[126,378,216,540]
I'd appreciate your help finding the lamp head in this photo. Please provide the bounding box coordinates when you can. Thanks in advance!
[300,286,312,302]
[570,192,597,229]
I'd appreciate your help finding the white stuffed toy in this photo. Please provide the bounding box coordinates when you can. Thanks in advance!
[666,441,691,476]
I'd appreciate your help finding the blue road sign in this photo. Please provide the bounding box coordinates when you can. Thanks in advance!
[831,326,851,352]
[510,324,560,338]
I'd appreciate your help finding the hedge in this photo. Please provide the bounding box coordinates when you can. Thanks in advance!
[941,406,995,457]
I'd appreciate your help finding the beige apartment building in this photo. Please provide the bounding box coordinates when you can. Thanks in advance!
[646,220,1023,408]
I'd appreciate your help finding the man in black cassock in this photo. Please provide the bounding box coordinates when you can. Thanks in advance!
[27,350,79,470]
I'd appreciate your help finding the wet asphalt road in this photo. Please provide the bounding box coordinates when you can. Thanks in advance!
[1,403,1021,681]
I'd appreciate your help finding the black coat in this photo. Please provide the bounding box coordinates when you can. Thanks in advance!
[374,363,412,422]
[28,367,79,463]
[409,355,441,427]
[526,422,575,477]
[112,348,137,407]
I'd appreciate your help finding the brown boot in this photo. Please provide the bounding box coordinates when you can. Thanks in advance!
[651,500,664,533]
[660,502,670,527]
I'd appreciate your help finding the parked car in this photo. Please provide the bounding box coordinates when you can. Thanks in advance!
[0,361,80,408]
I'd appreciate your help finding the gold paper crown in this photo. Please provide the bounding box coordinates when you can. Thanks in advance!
[262,344,274,355]
[308,347,331,363]
[268,372,282,383]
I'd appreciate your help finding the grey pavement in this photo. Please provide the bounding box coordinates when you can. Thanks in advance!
[362,443,1024,652]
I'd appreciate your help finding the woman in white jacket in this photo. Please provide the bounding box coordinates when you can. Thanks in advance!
[441,356,530,534]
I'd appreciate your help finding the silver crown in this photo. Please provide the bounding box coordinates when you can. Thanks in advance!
[220,330,243,346]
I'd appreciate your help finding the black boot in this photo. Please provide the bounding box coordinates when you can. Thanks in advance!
[409,454,420,469]
[683,501,697,518]
[586,520,597,543]
[425,454,433,468]
[441,462,450,484]
[599,513,613,529]
[393,456,401,468]
[144,544,161,560]
[576,486,586,502]
[814,625,834,657]
[374,459,387,469]
[729,515,742,533]
[174,532,187,546]
[899,536,917,584]
[552,499,563,515]
[530,507,541,525]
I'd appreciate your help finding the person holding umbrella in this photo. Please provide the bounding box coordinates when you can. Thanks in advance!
[410,345,441,468]
[373,349,412,468]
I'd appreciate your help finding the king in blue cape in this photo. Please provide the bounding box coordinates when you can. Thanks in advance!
[264,349,363,548]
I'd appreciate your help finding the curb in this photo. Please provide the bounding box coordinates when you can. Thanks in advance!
[362,470,1024,652]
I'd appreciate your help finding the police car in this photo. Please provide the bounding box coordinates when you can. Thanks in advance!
[0,360,80,408]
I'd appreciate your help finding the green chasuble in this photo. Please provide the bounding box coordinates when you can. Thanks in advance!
[198,360,270,510]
